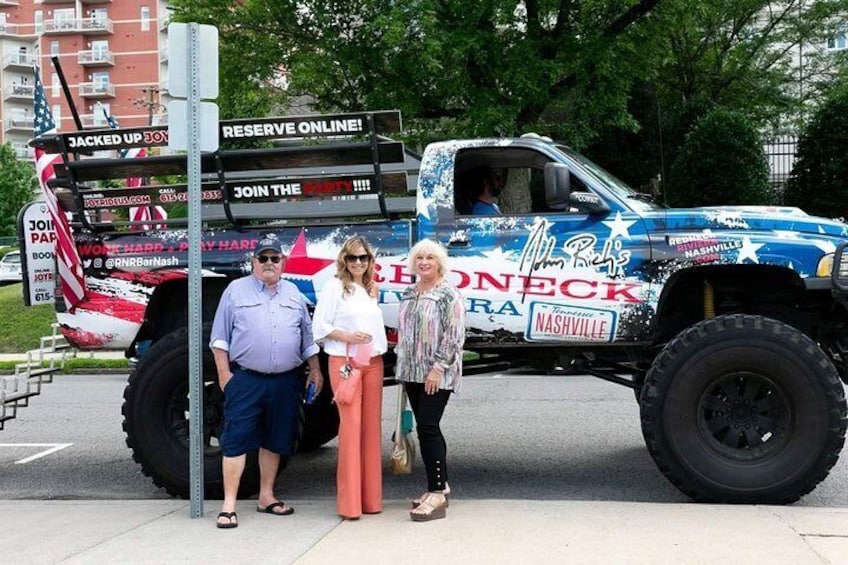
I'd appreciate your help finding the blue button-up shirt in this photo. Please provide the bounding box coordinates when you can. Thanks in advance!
[210,275,319,374]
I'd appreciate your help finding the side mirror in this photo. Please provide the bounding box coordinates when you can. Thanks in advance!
[544,163,610,215]
[544,163,571,208]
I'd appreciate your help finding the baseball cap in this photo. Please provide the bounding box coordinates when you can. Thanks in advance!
[254,236,284,256]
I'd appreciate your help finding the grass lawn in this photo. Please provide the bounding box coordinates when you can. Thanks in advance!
[0,283,58,353]
[0,357,130,373]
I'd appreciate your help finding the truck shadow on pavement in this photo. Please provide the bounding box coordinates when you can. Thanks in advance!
[283,443,686,504]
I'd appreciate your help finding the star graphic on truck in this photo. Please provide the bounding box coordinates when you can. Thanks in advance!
[736,236,764,264]
[602,211,637,240]
[281,230,335,302]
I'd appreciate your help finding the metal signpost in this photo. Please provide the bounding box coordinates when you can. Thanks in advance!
[167,22,219,519]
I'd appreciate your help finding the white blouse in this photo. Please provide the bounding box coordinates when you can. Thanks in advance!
[312,277,388,358]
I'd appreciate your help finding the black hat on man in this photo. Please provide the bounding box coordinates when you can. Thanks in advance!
[255,236,283,256]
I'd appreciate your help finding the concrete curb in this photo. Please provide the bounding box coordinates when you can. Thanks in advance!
[0,500,846,565]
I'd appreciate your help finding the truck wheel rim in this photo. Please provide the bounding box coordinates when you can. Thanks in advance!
[170,378,225,451]
[697,371,792,461]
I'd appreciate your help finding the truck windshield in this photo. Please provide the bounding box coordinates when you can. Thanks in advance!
[555,145,664,211]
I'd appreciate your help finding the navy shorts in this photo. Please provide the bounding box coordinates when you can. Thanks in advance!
[220,367,301,458]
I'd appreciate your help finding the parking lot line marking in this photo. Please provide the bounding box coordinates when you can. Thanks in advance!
[0,443,74,464]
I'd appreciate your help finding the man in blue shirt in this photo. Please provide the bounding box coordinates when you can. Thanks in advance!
[471,169,503,215]
[210,235,324,529]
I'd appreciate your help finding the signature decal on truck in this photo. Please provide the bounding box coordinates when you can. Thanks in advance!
[521,219,632,280]
[526,302,617,342]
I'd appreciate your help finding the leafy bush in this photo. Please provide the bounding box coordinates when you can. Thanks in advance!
[783,86,848,218]
[0,247,19,260]
[666,108,772,208]
[0,143,37,236]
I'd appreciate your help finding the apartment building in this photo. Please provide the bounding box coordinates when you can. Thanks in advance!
[0,0,171,162]
[763,14,847,188]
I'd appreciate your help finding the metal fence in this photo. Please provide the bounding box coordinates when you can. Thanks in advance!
[764,135,798,194]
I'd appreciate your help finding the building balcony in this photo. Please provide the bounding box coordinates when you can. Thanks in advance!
[43,19,79,34]
[80,113,110,129]
[79,82,115,98]
[4,116,34,133]
[10,142,33,161]
[43,18,113,35]
[0,23,28,37]
[3,51,38,70]
[80,17,113,35]
[78,49,114,66]
[159,48,168,63]
[4,84,35,101]
[0,0,20,7]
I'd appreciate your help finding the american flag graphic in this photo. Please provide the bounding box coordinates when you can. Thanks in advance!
[100,106,167,230]
[33,68,86,311]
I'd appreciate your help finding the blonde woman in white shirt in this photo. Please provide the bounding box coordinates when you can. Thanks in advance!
[313,236,387,520]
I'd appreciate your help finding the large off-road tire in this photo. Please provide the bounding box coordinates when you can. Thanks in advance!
[641,314,847,504]
[122,325,280,499]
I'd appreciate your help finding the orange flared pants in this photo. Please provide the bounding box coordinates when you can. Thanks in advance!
[329,355,384,518]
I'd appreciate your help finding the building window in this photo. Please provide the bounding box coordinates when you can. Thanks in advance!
[91,40,109,62]
[90,8,107,28]
[53,104,62,129]
[51,73,60,98]
[827,23,847,51]
[54,8,75,31]
[50,41,60,56]
[92,71,110,93]
[141,6,150,31]
[34,11,44,34]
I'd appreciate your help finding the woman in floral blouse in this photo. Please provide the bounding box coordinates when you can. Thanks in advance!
[395,238,465,522]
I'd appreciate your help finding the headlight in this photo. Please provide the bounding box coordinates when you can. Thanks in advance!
[817,253,834,278]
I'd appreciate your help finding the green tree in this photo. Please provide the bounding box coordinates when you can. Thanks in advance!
[585,0,848,192]
[666,108,772,207]
[168,0,847,191]
[0,144,37,236]
[784,85,848,218]
[169,0,661,144]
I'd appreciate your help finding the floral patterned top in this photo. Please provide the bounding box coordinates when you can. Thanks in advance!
[395,280,466,392]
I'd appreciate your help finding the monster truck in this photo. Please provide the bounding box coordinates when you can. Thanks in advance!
[18,110,847,503]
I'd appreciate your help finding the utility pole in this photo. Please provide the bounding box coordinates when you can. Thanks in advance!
[133,86,163,126]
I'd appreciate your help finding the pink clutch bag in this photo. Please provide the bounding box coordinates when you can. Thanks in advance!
[352,341,373,366]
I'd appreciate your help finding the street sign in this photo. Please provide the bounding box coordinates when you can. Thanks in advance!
[168,21,220,519]
[166,100,219,152]
[167,23,219,100]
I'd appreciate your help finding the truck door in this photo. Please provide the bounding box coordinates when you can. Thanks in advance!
[421,142,655,346]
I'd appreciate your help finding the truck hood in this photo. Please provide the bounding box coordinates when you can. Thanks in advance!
[641,206,848,239]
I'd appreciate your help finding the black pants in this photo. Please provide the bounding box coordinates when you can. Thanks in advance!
[404,382,451,492]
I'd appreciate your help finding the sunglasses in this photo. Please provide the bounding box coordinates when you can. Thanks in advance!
[256,255,282,264]
[345,254,370,263]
